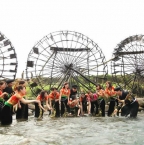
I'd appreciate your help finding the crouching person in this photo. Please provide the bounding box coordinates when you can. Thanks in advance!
[121,93,139,118]
[68,95,81,116]
[113,87,129,116]
[80,93,91,115]
[35,90,51,119]
[88,91,99,116]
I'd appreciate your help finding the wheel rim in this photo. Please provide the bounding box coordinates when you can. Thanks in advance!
[26,31,108,95]
[111,35,144,96]
[0,32,17,80]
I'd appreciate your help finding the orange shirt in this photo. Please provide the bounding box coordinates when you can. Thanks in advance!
[105,86,116,96]
[60,88,70,99]
[69,100,78,108]
[36,95,48,102]
[96,89,105,99]
[7,95,22,106]
[49,92,60,100]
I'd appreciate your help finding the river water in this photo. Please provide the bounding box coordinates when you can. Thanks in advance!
[0,112,144,145]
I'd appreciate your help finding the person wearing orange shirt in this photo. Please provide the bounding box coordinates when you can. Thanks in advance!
[96,84,105,117]
[16,80,29,121]
[59,82,70,116]
[1,85,39,125]
[49,87,60,117]
[104,81,117,116]
[35,90,51,119]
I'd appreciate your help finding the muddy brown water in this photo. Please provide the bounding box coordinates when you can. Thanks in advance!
[0,112,144,145]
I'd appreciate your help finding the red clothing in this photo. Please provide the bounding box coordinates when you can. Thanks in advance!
[0,90,2,96]
[90,94,98,102]
[105,86,116,96]
[8,95,21,105]
[60,88,70,98]
[49,92,60,100]
[36,95,48,102]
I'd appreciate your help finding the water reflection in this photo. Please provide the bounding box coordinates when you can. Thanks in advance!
[0,112,144,145]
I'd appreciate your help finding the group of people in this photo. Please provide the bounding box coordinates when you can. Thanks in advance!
[0,79,139,125]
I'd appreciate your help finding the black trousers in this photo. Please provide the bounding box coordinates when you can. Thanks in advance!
[1,105,12,125]
[53,101,60,117]
[35,103,44,118]
[61,99,69,116]
[82,101,87,113]
[91,100,99,115]
[0,100,4,121]
[98,99,105,117]
[108,99,115,116]
[121,105,130,116]
[70,106,79,115]
[16,102,28,120]
[130,101,139,117]
[121,101,139,118]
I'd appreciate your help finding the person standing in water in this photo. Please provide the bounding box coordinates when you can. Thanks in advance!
[105,81,117,117]
[59,82,70,116]
[48,87,60,117]
[1,85,40,125]
[16,80,29,120]
[96,84,105,117]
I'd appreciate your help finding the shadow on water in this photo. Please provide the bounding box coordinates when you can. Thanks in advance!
[0,113,144,145]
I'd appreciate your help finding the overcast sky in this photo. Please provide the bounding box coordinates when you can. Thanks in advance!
[0,0,144,78]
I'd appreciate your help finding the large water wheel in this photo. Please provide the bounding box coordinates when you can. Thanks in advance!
[26,31,108,96]
[0,32,17,80]
[111,35,144,96]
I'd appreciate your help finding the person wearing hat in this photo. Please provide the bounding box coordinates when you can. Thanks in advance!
[114,87,129,116]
